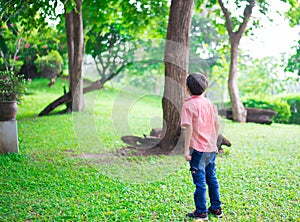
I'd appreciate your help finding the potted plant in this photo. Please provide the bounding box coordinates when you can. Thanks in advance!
[0,70,26,121]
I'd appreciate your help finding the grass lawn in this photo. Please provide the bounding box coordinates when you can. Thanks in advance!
[0,78,299,221]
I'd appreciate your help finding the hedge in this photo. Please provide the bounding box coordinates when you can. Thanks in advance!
[243,98,291,124]
[279,94,300,125]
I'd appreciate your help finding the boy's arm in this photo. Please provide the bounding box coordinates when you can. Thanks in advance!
[183,124,193,161]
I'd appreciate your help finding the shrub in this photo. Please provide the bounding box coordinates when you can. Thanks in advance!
[34,50,63,78]
[269,99,291,123]
[243,98,291,124]
[279,94,300,124]
[242,98,271,110]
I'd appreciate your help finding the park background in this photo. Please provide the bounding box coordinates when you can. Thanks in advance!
[1,0,300,221]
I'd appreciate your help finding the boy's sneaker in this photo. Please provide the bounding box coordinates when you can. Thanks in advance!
[186,210,208,220]
[208,207,223,218]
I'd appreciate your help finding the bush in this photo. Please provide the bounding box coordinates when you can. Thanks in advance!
[34,50,63,78]
[279,94,300,124]
[243,98,291,124]
[270,99,291,123]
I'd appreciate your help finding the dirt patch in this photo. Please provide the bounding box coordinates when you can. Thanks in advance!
[72,146,170,160]
[116,146,170,157]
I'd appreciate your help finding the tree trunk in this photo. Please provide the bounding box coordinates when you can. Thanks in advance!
[64,0,84,112]
[159,0,194,152]
[228,39,247,122]
[218,0,255,122]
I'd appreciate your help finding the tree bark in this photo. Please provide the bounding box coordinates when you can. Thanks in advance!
[218,0,255,122]
[64,0,84,112]
[228,39,247,122]
[159,0,194,152]
[38,92,71,116]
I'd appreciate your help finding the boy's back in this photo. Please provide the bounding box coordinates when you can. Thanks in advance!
[181,95,219,153]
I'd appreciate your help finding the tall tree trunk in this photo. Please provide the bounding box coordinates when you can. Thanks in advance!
[159,0,194,152]
[218,0,255,122]
[64,0,84,112]
[228,38,247,122]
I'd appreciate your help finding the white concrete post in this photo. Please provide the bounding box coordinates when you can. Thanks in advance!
[0,120,19,154]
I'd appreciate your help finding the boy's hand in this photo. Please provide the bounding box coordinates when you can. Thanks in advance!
[185,154,192,161]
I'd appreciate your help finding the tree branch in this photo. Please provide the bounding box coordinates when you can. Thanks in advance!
[218,0,233,35]
[93,56,105,79]
[218,0,255,43]
[0,49,8,71]
[11,38,21,71]
[237,0,255,37]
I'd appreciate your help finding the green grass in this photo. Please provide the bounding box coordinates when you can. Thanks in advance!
[1,78,300,221]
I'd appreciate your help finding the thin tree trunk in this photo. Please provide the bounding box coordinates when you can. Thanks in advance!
[218,0,255,122]
[64,0,84,112]
[228,39,247,122]
[65,9,74,109]
[159,0,194,152]
[71,0,84,111]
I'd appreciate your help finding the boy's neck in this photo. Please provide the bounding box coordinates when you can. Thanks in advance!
[191,94,202,97]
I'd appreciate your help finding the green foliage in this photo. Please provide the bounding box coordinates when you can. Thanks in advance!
[236,53,299,98]
[243,97,291,123]
[83,0,169,46]
[0,29,23,72]
[34,50,63,77]
[285,0,300,76]
[243,98,271,110]
[285,40,300,76]
[189,13,226,76]
[0,1,56,32]
[190,14,225,58]
[285,0,300,27]
[0,70,27,101]
[0,1,56,52]
[85,23,135,82]
[21,28,66,61]
[0,81,299,221]
[0,58,23,73]
[121,63,164,93]
[270,99,291,123]
[1,0,66,78]
[238,56,286,97]
[83,0,169,82]
[278,94,300,124]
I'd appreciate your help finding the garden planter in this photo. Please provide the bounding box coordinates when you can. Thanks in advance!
[0,101,18,121]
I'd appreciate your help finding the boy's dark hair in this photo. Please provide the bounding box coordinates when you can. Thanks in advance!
[186,73,208,95]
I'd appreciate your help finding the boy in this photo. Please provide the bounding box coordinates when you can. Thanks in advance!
[181,73,222,220]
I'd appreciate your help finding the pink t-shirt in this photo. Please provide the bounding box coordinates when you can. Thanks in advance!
[181,95,219,152]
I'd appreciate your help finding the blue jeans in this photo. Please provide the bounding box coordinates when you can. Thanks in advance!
[189,150,221,213]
